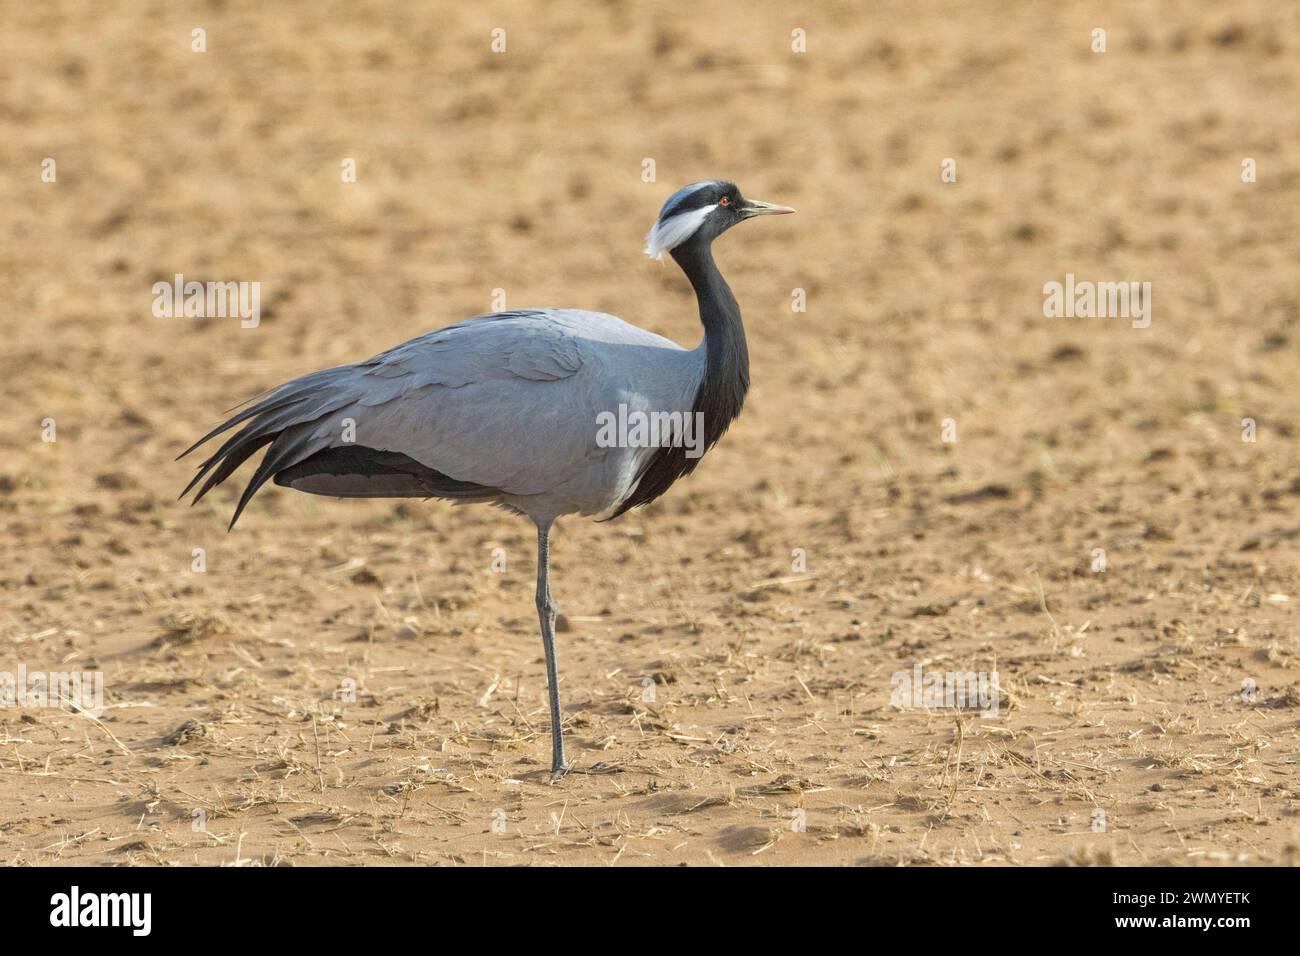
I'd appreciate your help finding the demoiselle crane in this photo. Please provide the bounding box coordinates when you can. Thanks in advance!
[179,180,794,774]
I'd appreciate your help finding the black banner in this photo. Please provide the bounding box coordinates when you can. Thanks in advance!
[0,865,1276,941]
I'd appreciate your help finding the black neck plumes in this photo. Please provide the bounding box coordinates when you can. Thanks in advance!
[609,240,750,518]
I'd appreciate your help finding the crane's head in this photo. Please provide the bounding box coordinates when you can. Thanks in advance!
[644,180,794,260]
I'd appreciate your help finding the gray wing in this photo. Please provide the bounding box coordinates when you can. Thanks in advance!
[179,310,699,527]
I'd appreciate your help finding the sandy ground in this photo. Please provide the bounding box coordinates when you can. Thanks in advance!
[2,0,1299,866]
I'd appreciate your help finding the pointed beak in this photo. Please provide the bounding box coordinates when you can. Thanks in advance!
[741,198,796,217]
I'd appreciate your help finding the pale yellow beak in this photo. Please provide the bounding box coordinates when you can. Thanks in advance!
[741,198,796,217]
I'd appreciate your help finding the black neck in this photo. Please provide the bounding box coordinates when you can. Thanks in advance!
[672,241,750,445]
[607,238,750,518]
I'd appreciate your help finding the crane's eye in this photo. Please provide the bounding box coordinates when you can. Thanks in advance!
[718,196,730,206]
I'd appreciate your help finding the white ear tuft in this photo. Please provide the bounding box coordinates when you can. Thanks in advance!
[644,204,718,260]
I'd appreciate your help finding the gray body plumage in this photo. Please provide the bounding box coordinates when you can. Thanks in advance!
[183,309,702,526]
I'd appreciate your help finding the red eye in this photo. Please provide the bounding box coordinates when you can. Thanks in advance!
[719,197,730,206]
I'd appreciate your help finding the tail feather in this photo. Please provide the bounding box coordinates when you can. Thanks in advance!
[226,426,323,530]
[183,394,325,490]
[182,430,274,503]
[176,390,303,462]
[180,376,348,528]
[176,366,350,463]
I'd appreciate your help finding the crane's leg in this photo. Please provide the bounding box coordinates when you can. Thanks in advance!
[535,521,568,775]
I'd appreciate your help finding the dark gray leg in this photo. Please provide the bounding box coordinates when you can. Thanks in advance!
[535,522,568,774]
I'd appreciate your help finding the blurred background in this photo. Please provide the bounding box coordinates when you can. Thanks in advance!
[1,1,1298,865]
